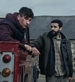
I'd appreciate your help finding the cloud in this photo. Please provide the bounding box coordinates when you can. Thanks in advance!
[0,0,75,17]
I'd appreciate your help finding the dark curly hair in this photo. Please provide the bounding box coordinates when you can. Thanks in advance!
[19,7,34,19]
[51,19,63,27]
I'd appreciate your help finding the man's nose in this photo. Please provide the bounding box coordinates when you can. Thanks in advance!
[27,20,30,25]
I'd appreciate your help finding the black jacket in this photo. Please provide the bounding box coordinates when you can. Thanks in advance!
[30,31,73,77]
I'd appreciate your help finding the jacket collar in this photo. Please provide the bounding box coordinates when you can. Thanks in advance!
[47,31,68,43]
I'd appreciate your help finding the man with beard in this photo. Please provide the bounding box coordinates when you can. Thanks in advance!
[30,19,73,82]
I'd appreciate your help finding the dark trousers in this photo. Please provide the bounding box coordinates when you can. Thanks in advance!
[33,66,39,82]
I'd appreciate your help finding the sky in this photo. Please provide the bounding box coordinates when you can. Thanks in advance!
[0,0,75,17]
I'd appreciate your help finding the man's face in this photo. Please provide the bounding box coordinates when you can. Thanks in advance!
[17,15,32,28]
[50,23,62,36]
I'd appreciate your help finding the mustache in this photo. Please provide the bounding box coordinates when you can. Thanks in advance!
[51,30,55,32]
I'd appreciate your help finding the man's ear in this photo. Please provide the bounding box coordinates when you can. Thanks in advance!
[17,15,21,20]
[60,27,62,31]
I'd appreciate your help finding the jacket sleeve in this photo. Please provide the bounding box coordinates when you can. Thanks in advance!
[30,35,44,52]
[66,40,73,77]
[0,24,18,41]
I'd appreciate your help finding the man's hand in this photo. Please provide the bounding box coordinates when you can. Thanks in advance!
[25,44,32,51]
[25,44,40,56]
[68,77,72,82]
[31,47,40,56]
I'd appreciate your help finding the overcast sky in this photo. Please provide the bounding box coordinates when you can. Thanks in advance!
[0,0,75,17]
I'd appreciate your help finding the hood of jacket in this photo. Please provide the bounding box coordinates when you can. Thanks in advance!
[6,12,25,33]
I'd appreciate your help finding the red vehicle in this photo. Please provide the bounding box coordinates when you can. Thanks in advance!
[0,41,33,82]
[0,18,33,82]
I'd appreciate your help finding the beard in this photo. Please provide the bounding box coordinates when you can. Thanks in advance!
[50,30,60,37]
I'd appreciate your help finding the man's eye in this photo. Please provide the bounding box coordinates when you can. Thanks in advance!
[25,17,28,20]
[29,19,31,22]
[51,26,57,28]
[54,26,57,28]
[51,26,53,28]
[24,16,28,20]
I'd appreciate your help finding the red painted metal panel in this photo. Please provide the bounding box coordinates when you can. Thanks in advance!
[0,41,33,82]
[0,41,19,82]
